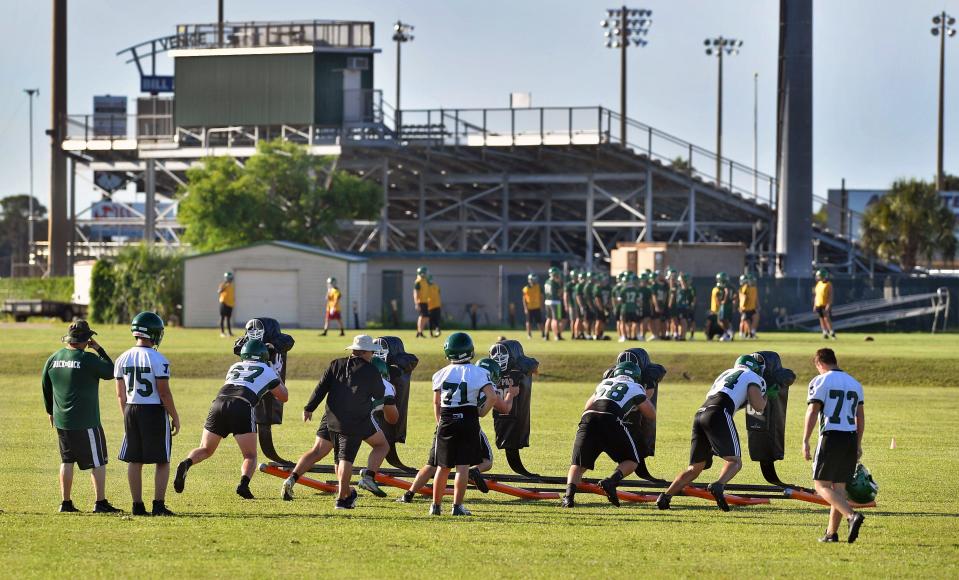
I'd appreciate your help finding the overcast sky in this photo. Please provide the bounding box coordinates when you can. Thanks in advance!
[0,0,956,210]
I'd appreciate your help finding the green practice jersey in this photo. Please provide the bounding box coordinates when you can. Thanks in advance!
[544,279,563,301]
[41,347,114,430]
[620,287,640,313]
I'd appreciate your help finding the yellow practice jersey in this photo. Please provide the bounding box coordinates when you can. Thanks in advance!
[814,280,832,308]
[710,286,722,312]
[523,284,543,309]
[218,282,235,307]
[740,284,758,311]
[414,276,430,304]
[327,287,341,312]
[427,282,442,310]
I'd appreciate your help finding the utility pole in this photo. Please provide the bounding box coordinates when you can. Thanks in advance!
[931,11,956,191]
[24,88,39,264]
[218,0,224,47]
[704,36,743,188]
[601,7,652,144]
[48,0,69,276]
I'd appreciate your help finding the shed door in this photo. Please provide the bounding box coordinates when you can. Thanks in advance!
[235,269,299,326]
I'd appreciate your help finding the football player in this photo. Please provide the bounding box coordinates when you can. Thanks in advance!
[429,333,512,516]
[657,354,767,511]
[802,348,866,543]
[114,312,180,516]
[427,275,443,337]
[522,273,544,340]
[671,273,692,341]
[396,357,501,504]
[174,339,288,499]
[711,273,733,341]
[561,361,656,508]
[321,277,344,337]
[681,273,697,340]
[637,272,655,340]
[543,267,565,341]
[564,269,579,340]
[814,269,836,339]
[217,272,235,338]
[414,266,431,339]
[617,273,641,342]
[576,272,593,340]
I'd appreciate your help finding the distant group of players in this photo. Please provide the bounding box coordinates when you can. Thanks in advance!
[521,266,764,343]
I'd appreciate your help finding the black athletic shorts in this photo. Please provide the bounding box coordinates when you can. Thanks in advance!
[719,304,733,322]
[570,411,640,470]
[815,306,828,318]
[320,416,380,464]
[120,404,171,464]
[813,430,858,483]
[428,427,491,467]
[657,307,669,321]
[429,308,442,327]
[581,305,595,323]
[743,309,756,318]
[620,311,639,324]
[689,404,740,464]
[57,426,108,470]
[418,303,430,317]
[219,303,233,317]
[434,407,482,468]
[204,396,256,438]
[527,308,543,325]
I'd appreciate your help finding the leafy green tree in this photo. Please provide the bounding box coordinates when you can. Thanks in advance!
[178,139,381,251]
[89,245,183,324]
[860,178,957,270]
[812,204,828,228]
[0,195,47,269]
[670,156,692,175]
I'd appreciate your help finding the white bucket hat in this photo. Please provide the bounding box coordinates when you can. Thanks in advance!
[345,334,381,353]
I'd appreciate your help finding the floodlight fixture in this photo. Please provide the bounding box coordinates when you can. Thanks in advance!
[932,11,955,191]
[704,35,744,187]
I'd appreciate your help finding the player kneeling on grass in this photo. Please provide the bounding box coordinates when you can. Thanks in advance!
[174,339,288,499]
[397,357,501,504]
[803,347,866,543]
[561,361,655,508]
[428,333,512,516]
[114,312,180,516]
[657,354,767,511]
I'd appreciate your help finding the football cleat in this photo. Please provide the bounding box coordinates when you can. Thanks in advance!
[560,495,575,508]
[655,493,671,510]
[236,484,254,500]
[429,503,442,516]
[93,500,122,514]
[451,504,472,516]
[599,478,620,507]
[152,502,175,517]
[818,532,839,543]
[173,460,190,493]
[131,502,150,516]
[847,513,865,544]
[281,477,296,501]
[358,470,387,497]
[469,467,489,494]
[706,483,730,512]
[396,491,415,503]
[59,500,79,513]
[347,488,358,508]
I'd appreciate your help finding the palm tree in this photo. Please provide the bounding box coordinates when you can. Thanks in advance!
[860,178,956,271]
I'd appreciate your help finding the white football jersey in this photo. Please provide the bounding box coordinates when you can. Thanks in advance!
[807,370,864,433]
[431,363,492,408]
[115,346,171,405]
[221,360,281,403]
[590,377,648,415]
[706,367,766,412]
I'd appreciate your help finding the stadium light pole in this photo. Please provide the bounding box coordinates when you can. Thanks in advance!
[932,11,956,192]
[392,21,414,133]
[24,88,39,262]
[753,72,759,197]
[601,7,652,145]
[704,36,743,188]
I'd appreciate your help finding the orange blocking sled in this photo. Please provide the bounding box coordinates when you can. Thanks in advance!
[577,482,658,503]
[784,488,876,508]
[682,486,770,506]
[373,471,453,497]
[260,464,338,493]
[486,479,560,500]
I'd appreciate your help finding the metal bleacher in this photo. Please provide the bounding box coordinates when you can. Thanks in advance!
[776,287,951,332]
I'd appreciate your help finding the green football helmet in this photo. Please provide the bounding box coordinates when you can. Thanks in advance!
[528,273,539,283]
[240,338,270,363]
[735,353,766,376]
[548,266,561,277]
[443,332,474,363]
[371,356,390,380]
[612,361,643,383]
[224,272,234,281]
[417,266,429,276]
[327,277,337,286]
[131,311,164,347]
[476,357,502,385]
[739,274,748,284]
[716,272,729,286]
[846,463,879,503]
[816,268,829,281]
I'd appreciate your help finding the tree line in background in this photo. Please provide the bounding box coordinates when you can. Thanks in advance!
[178,139,382,252]
[90,245,183,325]
[860,176,957,271]
[0,194,47,276]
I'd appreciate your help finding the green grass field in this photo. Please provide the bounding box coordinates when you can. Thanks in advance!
[2,324,958,578]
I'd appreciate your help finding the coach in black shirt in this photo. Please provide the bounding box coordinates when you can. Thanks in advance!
[295,335,389,508]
